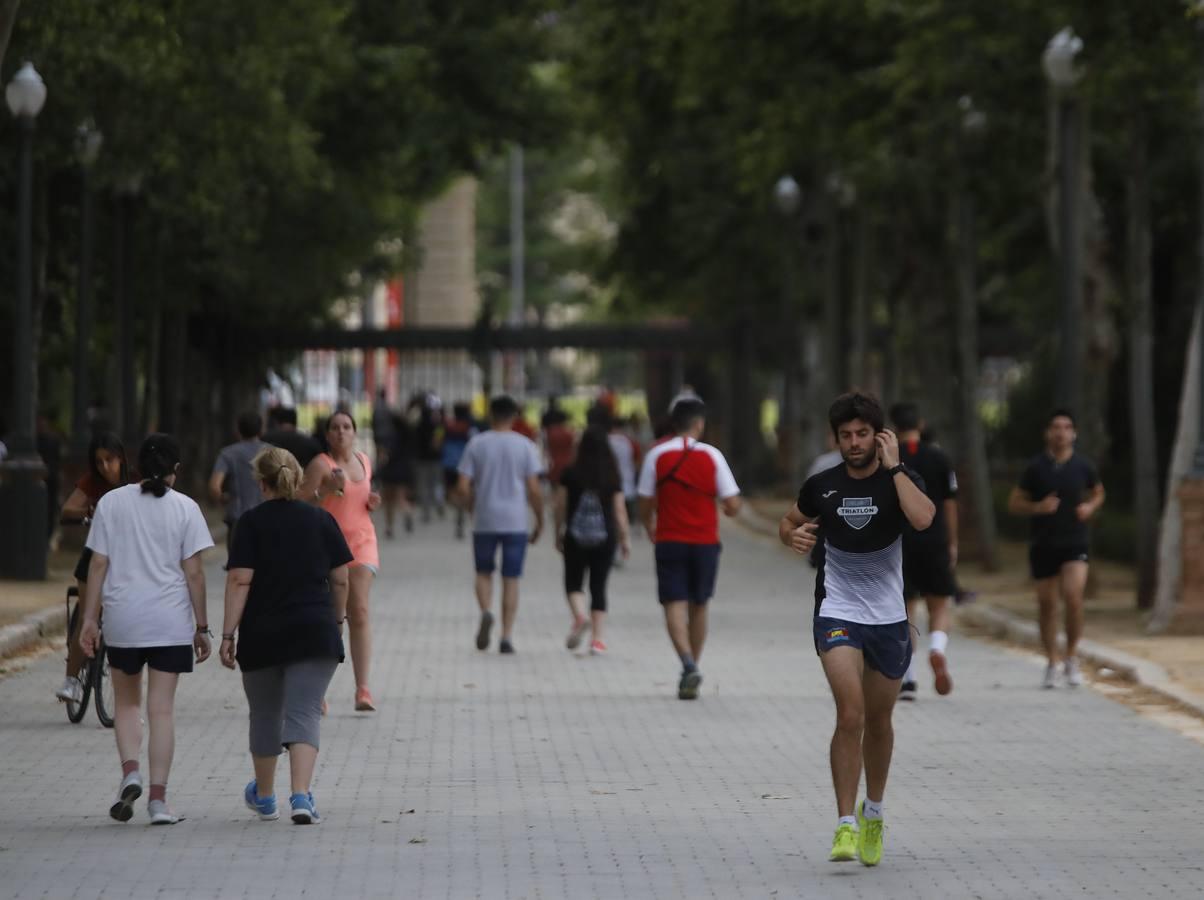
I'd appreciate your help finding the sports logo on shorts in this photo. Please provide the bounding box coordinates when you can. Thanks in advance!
[826,627,849,642]
[836,497,878,530]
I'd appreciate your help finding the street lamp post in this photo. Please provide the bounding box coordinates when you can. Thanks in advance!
[72,121,102,455]
[0,61,48,580]
[774,175,802,483]
[1043,27,1085,416]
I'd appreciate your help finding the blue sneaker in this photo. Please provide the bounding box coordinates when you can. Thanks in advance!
[244,780,279,821]
[290,792,321,825]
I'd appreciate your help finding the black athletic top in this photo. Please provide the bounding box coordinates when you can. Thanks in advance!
[798,462,925,624]
[898,439,957,546]
[1016,452,1100,548]
[228,499,352,671]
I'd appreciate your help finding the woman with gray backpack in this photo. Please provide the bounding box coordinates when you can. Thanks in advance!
[554,425,631,654]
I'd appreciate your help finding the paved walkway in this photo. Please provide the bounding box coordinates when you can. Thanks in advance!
[2,517,1203,899]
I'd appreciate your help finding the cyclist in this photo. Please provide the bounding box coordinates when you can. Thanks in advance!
[56,432,129,704]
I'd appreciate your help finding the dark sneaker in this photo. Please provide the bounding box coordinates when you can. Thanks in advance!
[898,681,917,701]
[499,639,515,654]
[678,670,703,700]
[475,611,493,651]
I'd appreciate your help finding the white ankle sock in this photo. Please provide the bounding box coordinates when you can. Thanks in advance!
[863,799,883,820]
[929,630,948,655]
[838,815,857,829]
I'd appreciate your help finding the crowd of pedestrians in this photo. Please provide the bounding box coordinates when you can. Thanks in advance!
[47,383,1107,873]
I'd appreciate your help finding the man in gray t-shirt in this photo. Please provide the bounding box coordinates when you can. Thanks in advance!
[209,411,267,556]
[456,395,544,655]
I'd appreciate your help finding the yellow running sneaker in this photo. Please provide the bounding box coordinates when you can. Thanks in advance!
[829,823,857,862]
[857,801,884,866]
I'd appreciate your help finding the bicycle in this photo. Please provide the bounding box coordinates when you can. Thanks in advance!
[64,586,114,728]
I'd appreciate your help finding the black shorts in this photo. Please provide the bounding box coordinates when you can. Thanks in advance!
[655,542,721,605]
[813,616,912,680]
[443,468,460,491]
[106,644,194,675]
[903,540,957,599]
[1029,544,1089,580]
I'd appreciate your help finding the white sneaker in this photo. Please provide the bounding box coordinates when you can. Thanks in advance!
[1042,663,1059,689]
[55,675,84,703]
[109,770,143,822]
[148,799,179,825]
[1065,658,1083,687]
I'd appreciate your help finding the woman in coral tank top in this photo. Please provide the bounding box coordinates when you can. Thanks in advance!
[300,411,381,711]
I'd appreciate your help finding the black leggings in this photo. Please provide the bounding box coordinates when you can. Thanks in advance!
[563,537,616,612]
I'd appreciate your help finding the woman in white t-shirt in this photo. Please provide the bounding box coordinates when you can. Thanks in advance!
[80,433,215,826]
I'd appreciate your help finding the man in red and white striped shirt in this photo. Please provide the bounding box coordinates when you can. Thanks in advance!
[637,398,742,700]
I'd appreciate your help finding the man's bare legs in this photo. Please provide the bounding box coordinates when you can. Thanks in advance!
[501,576,520,641]
[820,646,865,818]
[687,603,708,662]
[1060,561,1088,660]
[475,573,492,613]
[1036,577,1060,665]
[663,600,692,659]
[861,667,901,804]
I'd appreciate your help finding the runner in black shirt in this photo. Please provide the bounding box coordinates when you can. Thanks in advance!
[890,403,958,700]
[779,392,934,868]
[1007,409,1104,689]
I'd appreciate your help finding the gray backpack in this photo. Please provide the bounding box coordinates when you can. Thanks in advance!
[568,490,609,547]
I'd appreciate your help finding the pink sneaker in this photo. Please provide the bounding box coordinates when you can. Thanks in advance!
[589,639,607,655]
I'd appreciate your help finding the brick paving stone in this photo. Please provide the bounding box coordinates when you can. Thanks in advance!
[1,518,1203,899]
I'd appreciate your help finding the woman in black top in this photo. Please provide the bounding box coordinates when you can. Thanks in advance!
[220,446,353,825]
[554,426,631,654]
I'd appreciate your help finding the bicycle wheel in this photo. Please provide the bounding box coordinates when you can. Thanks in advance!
[64,603,92,724]
[94,637,114,728]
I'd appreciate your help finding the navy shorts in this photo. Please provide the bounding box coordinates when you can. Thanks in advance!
[655,542,722,605]
[813,616,912,680]
[106,644,194,675]
[1029,544,1089,580]
[473,532,528,578]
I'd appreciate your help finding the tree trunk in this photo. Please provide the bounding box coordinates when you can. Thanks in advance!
[0,0,21,75]
[823,196,845,401]
[1149,302,1202,632]
[1044,96,1118,460]
[953,184,998,570]
[1126,120,1160,609]
[850,206,870,388]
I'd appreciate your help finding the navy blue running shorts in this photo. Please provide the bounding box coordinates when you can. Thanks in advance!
[655,542,722,605]
[813,616,912,680]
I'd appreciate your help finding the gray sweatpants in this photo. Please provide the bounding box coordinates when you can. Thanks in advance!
[241,657,338,757]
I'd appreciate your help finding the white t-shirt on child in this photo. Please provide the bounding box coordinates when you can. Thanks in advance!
[86,484,214,647]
